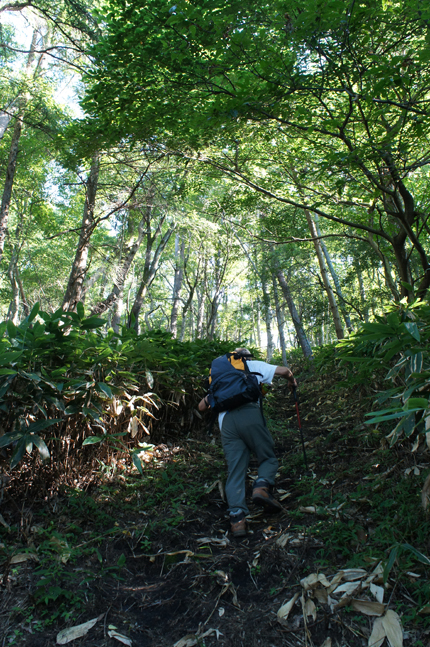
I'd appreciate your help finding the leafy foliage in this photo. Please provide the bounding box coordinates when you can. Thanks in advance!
[319,300,430,446]
[0,303,237,469]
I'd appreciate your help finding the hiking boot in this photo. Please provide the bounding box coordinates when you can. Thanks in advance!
[252,486,283,513]
[230,513,247,537]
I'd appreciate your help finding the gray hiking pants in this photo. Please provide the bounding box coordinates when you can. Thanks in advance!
[220,402,278,515]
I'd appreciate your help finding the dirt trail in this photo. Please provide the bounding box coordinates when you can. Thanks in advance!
[1,374,428,647]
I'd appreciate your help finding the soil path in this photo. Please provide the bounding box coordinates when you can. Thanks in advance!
[1,373,427,647]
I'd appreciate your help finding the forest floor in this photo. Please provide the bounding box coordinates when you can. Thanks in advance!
[1,368,430,647]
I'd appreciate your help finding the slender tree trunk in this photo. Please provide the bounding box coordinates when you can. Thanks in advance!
[196,286,205,339]
[314,214,352,331]
[91,204,152,316]
[260,272,274,361]
[111,289,124,333]
[0,31,37,268]
[366,233,400,300]
[170,235,186,338]
[129,224,175,332]
[272,274,287,365]
[304,210,344,339]
[276,269,313,359]
[354,262,369,322]
[62,153,100,312]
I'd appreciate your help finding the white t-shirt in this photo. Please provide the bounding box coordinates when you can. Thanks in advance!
[218,360,277,430]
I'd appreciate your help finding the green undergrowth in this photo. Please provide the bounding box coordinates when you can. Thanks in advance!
[0,303,254,476]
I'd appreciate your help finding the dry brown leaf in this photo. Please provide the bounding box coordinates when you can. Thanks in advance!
[276,533,291,548]
[10,553,38,564]
[317,573,331,587]
[56,616,102,644]
[419,604,430,615]
[172,628,221,647]
[300,573,319,590]
[382,610,403,647]
[299,506,316,513]
[304,598,317,621]
[370,583,384,604]
[368,617,386,647]
[351,599,385,616]
[342,568,368,581]
[277,592,300,624]
[196,536,230,547]
[107,627,132,646]
[332,582,361,598]
[314,587,328,604]
[327,570,344,592]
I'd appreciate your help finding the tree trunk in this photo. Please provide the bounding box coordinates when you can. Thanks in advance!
[314,214,353,331]
[170,235,186,338]
[276,269,313,359]
[129,223,175,333]
[62,153,100,312]
[91,202,152,316]
[0,30,38,269]
[366,234,400,300]
[272,274,287,365]
[304,210,344,339]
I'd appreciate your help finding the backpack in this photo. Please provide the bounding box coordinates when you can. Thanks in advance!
[206,352,263,414]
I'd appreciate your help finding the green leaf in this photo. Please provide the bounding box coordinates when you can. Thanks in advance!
[0,430,24,448]
[6,320,17,339]
[0,350,23,365]
[10,438,26,468]
[117,553,126,567]
[132,452,144,475]
[30,434,50,462]
[77,302,85,320]
[82,436,103,445]
[27,419,62,433]
[27,302,40,323]
[96,382,113,398]
[0,369,17,376]
[384,544,400,583]
[405,398,428,410]
[403,322,420,341]
[80,316,106,330]
[401,543,430,566]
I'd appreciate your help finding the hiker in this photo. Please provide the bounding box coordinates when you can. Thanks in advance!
[198,348,297,537]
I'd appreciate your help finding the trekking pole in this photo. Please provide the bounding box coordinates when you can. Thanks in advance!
[292,386,308,472]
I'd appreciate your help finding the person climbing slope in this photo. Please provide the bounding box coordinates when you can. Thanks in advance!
[198,348,297,537]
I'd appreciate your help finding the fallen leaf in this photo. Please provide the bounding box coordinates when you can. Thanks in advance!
[276,533,291,548]
[196,537,230,547]
[342,568,368,581]
[314,587,328,604]
[300,573,319,590]
[370,583,384,604]
[173,628,220,647]
[299,506,316,513]
[382,609,403,647]
[304,598,317,621]
[10,553,38,564]
[332,582,361,598]
[419,604,430,614]
[320,639,332,647]
[368,616,386,647]
[351,599,385,616]
[277,593,300,624]
[327,570,344,593]
[107,628,132,646]
[218,607,225,617]
[56,616,102,644]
